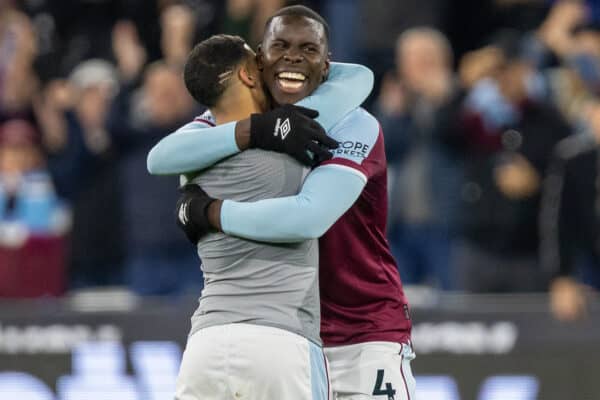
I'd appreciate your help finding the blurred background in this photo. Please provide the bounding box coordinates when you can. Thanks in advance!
[1,0,600,399]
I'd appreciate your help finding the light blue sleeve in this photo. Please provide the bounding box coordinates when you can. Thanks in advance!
[147,121,237,175]
[302,62,374,131]
[220,165,366,243]
[146,62,374,175]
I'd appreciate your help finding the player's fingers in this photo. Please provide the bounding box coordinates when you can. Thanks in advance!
[291,105,319,119]
[306,141,333,165]
[296,149,316,166]
[309,124,339,149]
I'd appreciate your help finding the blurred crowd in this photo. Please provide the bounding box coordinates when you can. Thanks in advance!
[1,0,599,321]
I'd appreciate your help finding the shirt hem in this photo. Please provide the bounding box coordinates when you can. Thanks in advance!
[322,332,411,348]
[189,319,322,347]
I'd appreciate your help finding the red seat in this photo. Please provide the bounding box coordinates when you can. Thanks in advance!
[0,235,66,297]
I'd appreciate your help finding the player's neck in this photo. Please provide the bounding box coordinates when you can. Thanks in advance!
[212,90,260,125]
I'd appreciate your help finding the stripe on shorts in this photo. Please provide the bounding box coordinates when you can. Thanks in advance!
[309,342,329,400]
[323,352,330,400]
[400,344,410,400]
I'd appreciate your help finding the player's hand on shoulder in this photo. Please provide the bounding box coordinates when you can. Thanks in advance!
[249,104,339,167]
[176,184,215,244]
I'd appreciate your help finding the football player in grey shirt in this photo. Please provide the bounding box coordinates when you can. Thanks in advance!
[160,34,373,400]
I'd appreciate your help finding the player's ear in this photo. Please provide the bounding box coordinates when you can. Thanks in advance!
[256,44,264,71]
[238,64,257,89]
[322,52,331,82]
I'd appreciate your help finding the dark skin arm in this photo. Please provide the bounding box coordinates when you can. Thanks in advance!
[234,118,251,150]
[207,200,223,231]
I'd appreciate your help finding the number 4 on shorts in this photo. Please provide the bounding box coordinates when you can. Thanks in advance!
[372,369,396,400]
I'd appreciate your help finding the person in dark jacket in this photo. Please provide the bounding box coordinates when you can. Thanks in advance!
[44,60,125,289]
[455,34,571,292]
[107,61,203,295]
[540,101,600,321]
[374,27,464,290]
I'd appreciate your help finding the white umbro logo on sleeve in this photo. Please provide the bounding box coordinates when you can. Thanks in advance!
[178,202,189,225]
[274,118,292,140]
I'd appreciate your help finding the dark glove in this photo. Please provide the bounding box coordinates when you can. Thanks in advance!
[175,184,215,244]
[249,104,339,166]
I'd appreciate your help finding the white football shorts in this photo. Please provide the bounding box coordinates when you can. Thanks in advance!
[175,323,331,400]
[324,341,416,400]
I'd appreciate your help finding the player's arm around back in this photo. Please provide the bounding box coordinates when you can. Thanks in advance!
[219,109,379,243]
[147,119,237,175]
[220,165,366,242]
[146,63,374,175]
[300,62,374,133]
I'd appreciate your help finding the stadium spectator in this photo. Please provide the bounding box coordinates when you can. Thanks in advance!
[357,0,446,94]
[375,27,464,289]
[0,119,69,297]
[17,0,163,78]
[160,3,196,67]
[39,60,125,289]
[530,1,600,122]
[111,20,148,83]
[455,31,571,292]
[0,9,38,124]
[107,61,202,295]
[540,101,600,321]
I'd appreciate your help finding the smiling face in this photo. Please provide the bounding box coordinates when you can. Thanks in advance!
[258,15,330,106]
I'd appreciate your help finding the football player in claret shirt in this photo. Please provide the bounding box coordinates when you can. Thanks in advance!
[149,5,415,400]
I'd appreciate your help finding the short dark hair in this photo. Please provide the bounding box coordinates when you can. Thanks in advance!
[264,5,330,42]
[183,34,248,107]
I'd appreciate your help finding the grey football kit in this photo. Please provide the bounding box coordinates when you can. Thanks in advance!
[186,115,320,344]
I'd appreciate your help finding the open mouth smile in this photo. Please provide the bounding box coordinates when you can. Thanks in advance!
[276,71,308,93]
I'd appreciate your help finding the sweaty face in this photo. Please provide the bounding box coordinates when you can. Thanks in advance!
[259,15,329,106]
